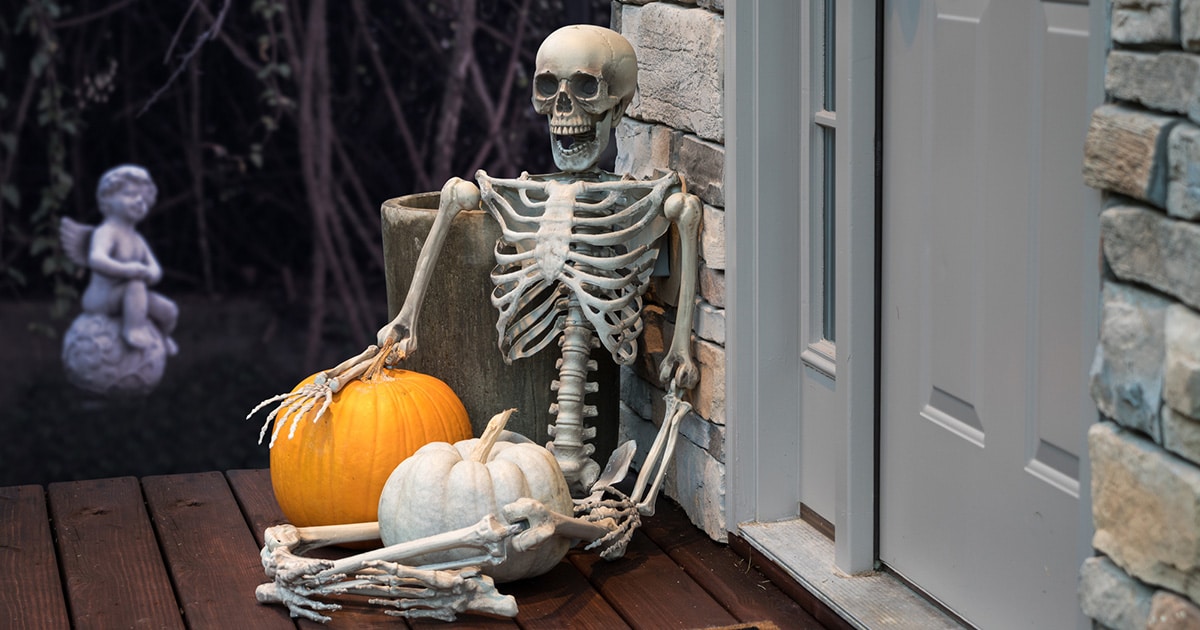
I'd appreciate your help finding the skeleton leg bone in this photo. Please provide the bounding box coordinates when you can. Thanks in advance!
[573,382,692,559]
[256,498,615,622]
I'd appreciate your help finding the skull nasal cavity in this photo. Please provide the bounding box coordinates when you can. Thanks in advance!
[556,92,572,113]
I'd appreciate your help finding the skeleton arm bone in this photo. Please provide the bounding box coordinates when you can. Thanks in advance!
[375,177,481,361]
[658,191,702,389]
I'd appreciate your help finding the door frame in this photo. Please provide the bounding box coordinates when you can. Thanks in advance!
[726,0,878,573]
[726,0,1107,611]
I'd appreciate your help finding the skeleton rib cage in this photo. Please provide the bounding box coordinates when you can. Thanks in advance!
[477,170,678,367]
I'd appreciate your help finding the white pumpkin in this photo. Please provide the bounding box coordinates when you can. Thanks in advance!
[377,409,573,583]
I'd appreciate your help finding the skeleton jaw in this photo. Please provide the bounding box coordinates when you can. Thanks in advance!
[550,110,614,172]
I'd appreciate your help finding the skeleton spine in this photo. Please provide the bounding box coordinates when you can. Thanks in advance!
[548,297,599,482]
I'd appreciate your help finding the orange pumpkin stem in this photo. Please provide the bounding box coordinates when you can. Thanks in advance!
[363,338,396,383]
[472,408,516,463]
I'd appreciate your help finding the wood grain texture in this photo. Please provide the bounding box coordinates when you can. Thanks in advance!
[503,561,631,630]
[226,468,421,629]
[225,468,289,547]
[142,472,295,629]
[0,485,70,629]
[727,534,856,630]
[569,532,739,630]
[640,500,824,629]
[47,477,184,630]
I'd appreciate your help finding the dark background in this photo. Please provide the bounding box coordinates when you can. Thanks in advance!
[0,0,610,487]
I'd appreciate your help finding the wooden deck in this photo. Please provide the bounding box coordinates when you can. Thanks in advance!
[0,470,833,629]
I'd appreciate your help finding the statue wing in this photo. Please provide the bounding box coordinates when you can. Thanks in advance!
[59,217,94,268]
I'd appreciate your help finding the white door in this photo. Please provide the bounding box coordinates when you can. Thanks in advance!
[880,1,1095,627]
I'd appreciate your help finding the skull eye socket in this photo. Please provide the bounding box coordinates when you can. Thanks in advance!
[535,74,559,98]
[570,74,600,98]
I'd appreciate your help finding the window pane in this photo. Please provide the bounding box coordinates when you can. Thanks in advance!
[823,126,836,342]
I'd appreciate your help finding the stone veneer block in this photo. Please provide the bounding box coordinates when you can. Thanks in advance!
[692,338,726,425]
[672,134,725,208]
[1166,304,1200,419]
[669,432,727,541]
[1147,591,1200,628]
[1084,104,1177,207]
[619,2,724,143]
[1168,122,1200,220]
[1163,406,1200,466]
[1101,204,1200,311]
[1105,51,1200,117]
[615,118,673,180]
[1184,0,1200,51]
[1091,281,1170,441]
[1112,0,1180,45]
[695,299,725,345]
[1079,555,1155,630]
[620,365,657,421]
[1090,421,1200,603]
[699,265,725,308]
[701,204,726,270]
[680,411,725,463]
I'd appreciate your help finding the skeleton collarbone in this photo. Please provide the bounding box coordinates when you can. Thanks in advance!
[479,169,678,365]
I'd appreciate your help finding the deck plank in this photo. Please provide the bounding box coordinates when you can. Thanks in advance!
[142,472,296,629]
[0,485,70,630]
[502,561,631,630]
[47,477,184,629]
[640,499,824,629]
[569,531,739,630]
[225,468,289,547]
[227,468,421,629]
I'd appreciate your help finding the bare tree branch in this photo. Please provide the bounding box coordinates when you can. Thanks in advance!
[138,0,231,117]
[351,0,431,191]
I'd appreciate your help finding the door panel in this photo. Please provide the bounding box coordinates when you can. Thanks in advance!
[880,1,1092,627]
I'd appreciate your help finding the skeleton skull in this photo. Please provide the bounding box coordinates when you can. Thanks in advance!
[533,25,638,172]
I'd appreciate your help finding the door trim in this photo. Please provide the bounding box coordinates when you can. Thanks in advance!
[725,0,878,574]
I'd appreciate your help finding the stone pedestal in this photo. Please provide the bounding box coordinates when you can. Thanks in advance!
[62,313,166,396]
[380,193,618,466]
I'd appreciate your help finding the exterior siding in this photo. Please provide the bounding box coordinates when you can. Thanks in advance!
[613,0,729,542]
[1082,0,1200,625]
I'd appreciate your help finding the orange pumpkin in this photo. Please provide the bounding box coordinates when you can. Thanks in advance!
[268,366,472,529]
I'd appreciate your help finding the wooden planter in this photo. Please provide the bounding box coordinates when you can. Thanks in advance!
[380,192,618,464]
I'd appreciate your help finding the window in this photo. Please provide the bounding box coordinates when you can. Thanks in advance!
[801,0,837,375]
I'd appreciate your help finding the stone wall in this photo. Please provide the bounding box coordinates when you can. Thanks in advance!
[1081,1,1200,626]
[612,0,728,541]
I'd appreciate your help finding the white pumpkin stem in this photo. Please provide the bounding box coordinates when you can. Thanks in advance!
[472,409,516,463]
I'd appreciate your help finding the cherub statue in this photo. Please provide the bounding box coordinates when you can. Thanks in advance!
[60,164,178,395]
[253,25,702,622]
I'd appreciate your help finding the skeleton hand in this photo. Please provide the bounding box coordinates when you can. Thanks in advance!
[575,485,640,560]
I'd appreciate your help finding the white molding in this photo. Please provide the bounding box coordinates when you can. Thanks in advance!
[726,0,878,574]
[726,0,805,531]
[831,0,878,575]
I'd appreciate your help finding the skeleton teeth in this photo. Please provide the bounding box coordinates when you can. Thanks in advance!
[551,124,595,136]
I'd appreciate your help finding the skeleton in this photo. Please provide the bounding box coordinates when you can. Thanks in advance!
[254,24,702,622]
